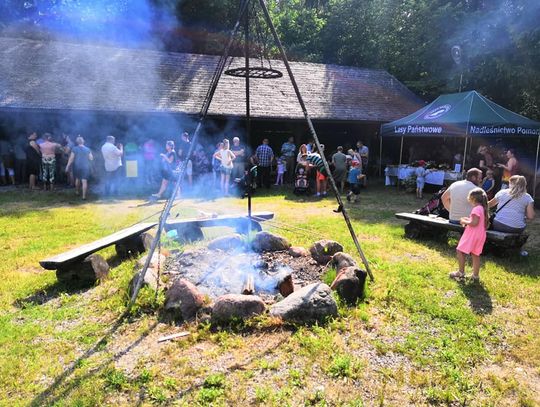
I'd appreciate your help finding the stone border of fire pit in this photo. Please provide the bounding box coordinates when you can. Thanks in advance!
[130,232,367,325]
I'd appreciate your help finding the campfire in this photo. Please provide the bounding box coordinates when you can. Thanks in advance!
[133,232,367,324]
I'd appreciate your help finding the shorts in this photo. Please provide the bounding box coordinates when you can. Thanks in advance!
[73,166,90,180]
[416,177,425,189]
[350,184,361,195]
[317,171,327,181]
[221,165,233,175]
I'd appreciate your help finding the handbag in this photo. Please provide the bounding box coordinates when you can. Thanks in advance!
[489,196,513,228]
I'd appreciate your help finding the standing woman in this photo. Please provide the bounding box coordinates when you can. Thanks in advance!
[25,132,41,190]
[152,140,177,199]
[213,138,236,196]
[212,141,224,188]
[497,148,519,189]
[66,136,93,200]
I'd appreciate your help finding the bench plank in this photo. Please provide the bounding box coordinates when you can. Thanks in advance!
[394,212,526,243]
[165,211,274,229]
[40,222,157,270]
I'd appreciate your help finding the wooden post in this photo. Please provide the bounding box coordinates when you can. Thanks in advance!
[397,136,404,189]
[534,135,540,199]
[379,134,383,178]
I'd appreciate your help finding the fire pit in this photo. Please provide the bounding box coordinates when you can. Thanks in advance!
[157,233,366,324]
[164,246,326,302]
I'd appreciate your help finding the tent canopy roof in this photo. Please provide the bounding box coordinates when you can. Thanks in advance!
[381,90,540,138]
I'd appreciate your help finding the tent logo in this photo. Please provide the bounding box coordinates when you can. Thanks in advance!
[424,104,452,120]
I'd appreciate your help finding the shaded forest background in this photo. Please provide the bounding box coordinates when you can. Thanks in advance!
[1,0,539,119]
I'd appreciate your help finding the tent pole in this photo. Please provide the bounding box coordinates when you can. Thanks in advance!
[398,136,404,188]
[534,135,540,199]
[379,135,383,178]
[462,137,468,171]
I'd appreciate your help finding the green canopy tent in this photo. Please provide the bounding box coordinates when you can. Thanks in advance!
[379,90,540,196]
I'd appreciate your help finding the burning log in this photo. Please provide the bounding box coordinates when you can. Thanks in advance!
[242,275,255,295]
[278,274,294,297]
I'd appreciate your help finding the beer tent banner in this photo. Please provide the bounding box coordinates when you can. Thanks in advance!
[380,90,540,138]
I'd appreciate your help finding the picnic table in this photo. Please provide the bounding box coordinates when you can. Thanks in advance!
[385,165,462,186]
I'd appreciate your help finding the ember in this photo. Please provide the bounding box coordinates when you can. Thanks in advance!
[165,247,325,301]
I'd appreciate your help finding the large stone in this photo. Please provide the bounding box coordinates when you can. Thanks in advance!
[208,234,245,251]
[288,246,309,258]
[309,240,344,265]
[330,266,367,305]
[269,283,338,323]
[164,279,206,321]
[330,252,358,270]
[136,253,166,269]
[211,294,266,322]
[251,232,291,253]
[128,268,159,295]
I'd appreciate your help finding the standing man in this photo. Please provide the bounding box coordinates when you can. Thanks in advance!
[331,146,348,194]
[280,136,296,183]
[178,131,191,159]
[356,141,369,172]
[441,168,483,224]
[38,134,61,191]
[255,138,274,189]
[101,135,123,197]
[231,136,246,181]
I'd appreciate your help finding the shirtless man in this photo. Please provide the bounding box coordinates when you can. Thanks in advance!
[39,134,61,191]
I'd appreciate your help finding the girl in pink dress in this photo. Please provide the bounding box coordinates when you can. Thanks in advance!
[450,188,489,282]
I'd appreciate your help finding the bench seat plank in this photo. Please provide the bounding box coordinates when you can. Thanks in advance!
[165,211,274,229]
[40,222,157,270]
[394,212,526,243]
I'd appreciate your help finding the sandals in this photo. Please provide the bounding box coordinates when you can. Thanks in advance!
[468,274,480,283]
[449,271,465,280]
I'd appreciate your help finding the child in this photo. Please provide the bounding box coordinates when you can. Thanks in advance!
[275,157,286,185]
[415,160,427,199]
[449,188,488,282]
[346,160,365,203]
[213,138,236,196]
[482,169,495,200]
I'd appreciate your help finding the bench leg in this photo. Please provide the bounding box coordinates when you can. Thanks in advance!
[235,220,262,235]
[172,225,204,242]
[116,232,153,259]
[56,254,110,284]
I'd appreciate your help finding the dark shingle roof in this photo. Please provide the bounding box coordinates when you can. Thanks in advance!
[0,37,422,121]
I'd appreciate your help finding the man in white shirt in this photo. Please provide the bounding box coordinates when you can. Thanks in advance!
[101,135,123,196]
[441,168,483,223]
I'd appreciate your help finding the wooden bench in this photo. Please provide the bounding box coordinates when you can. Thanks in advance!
[40,222,157,282]
[164,211,274,242]
[395,212,529,254]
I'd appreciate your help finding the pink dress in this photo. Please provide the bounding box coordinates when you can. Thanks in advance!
[456,205,487,256]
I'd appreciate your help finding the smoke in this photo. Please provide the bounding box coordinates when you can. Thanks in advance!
[447,0,540,62]
[2,0,177,48]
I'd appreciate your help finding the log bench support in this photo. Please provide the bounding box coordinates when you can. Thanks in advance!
[395,212,529,256]
[56,254,110,283]
[40,223,157,284]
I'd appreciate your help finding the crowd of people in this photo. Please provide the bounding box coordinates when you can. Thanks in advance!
[0,131,372,201]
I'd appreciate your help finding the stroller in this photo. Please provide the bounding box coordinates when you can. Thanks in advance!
[293,164,310,195]
[415,186,449,219]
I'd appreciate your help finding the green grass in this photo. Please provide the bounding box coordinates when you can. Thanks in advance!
[0,184,539,405]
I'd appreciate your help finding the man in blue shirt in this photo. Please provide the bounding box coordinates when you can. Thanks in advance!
[255,138,274,188]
